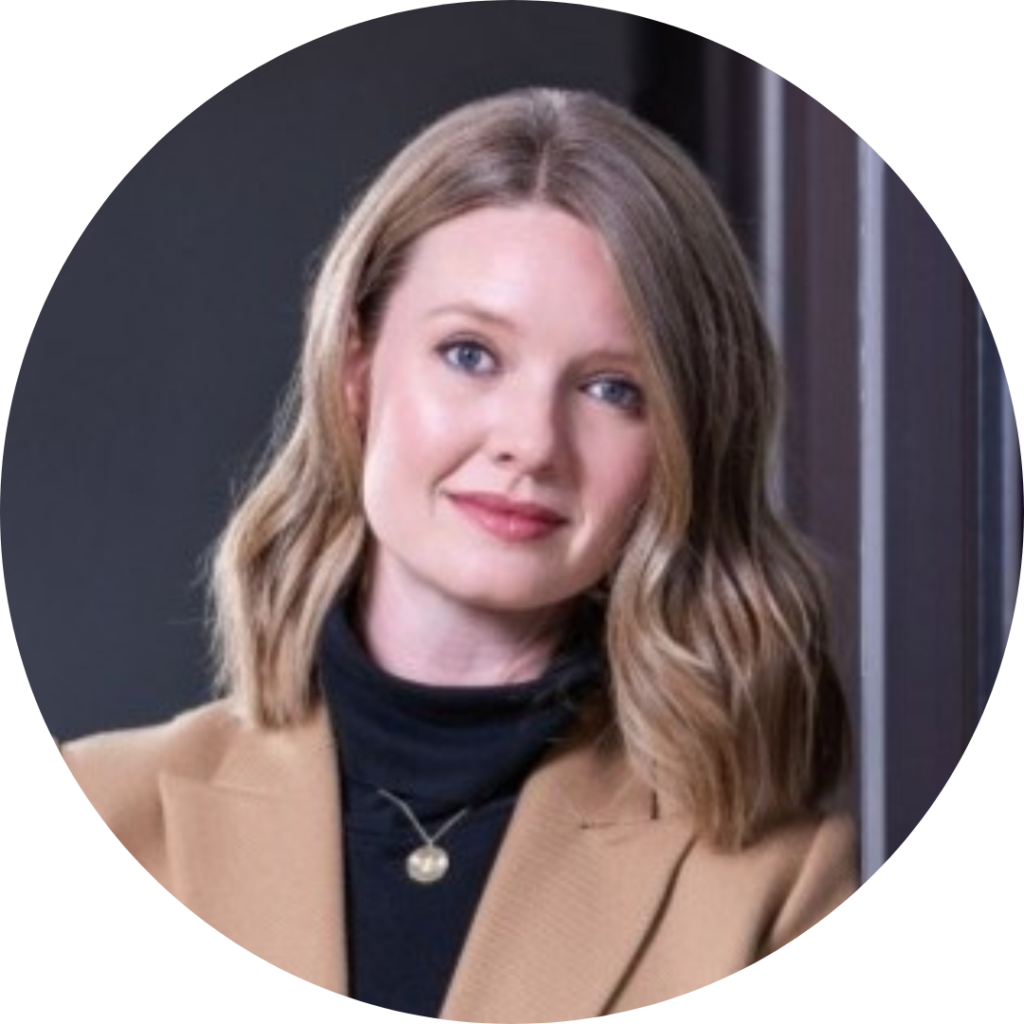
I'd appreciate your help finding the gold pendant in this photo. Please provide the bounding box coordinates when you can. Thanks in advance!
[406,844,449,884]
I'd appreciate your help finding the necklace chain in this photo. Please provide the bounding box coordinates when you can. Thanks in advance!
[377,788,472,884]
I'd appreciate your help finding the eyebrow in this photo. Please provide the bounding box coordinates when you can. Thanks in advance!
[426,302,519,331]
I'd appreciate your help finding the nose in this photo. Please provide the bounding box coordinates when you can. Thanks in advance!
[487,379,566,476]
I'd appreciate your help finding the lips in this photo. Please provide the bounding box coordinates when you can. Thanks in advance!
[448,491,568,542]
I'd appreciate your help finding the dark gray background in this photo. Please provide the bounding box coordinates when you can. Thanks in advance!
[2,0,1017,866]
[3,2,640,736]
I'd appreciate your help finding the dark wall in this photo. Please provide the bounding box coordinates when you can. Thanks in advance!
[1,3,648,739]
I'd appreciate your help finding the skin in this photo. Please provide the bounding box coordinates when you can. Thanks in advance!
[348,203,655,685]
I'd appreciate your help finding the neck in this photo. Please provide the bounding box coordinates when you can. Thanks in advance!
[356,558,570,687]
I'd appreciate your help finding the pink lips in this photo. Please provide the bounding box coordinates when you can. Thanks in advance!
[448,491,568,542]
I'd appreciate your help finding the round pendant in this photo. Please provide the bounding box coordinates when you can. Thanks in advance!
[406,844,449,884]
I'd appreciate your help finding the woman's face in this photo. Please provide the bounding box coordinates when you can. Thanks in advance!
[351,203,655,620]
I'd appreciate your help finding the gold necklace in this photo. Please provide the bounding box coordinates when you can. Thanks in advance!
[377,788,472,884]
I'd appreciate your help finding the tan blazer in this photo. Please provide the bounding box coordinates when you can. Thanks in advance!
[61,701,858,1023]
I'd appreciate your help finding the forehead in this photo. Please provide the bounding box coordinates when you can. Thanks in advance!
[385,203,638,350]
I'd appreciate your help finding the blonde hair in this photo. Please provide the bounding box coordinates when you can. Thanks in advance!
[210,88,849,848]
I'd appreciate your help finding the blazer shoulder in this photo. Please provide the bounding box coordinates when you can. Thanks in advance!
[737,812,859,954]
[60,701,247,851]
[669,811,857,957]
[766,812,859,949]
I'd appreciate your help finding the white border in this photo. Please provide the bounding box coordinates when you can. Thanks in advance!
[2,1,1020,1020]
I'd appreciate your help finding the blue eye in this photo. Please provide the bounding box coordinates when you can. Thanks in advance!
[439,339,497,375]
[586,376,644,415]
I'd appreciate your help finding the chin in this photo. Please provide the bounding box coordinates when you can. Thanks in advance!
[440,574,579,617]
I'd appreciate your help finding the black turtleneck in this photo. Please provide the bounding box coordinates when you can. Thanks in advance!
[318,601,605,1018]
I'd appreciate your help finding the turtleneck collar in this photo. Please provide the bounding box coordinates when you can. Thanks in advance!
[318,597,607,810]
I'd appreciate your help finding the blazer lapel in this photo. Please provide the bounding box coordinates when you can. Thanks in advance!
[153,707,693,1020]
[442,737,696,1024]
[158,706,346,994]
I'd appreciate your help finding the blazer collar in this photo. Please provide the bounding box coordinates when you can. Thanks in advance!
[157,704,696,1022]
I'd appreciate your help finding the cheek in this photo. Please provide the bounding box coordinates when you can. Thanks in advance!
[365,358,418,444]
[585,437,654,543]
[363,371,475,488]
[603,435,654,506]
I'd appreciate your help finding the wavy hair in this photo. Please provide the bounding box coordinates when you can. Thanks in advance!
[210,88,849,848]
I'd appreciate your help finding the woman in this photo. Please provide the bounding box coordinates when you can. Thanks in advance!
[62,88,856,1021]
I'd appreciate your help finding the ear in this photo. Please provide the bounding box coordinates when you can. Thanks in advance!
[343,331,372,430]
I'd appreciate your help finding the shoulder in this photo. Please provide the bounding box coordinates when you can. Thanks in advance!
[59,701,247,847]
[683,811,859,954]
[761,812,859,949]
[60,700,246,782]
